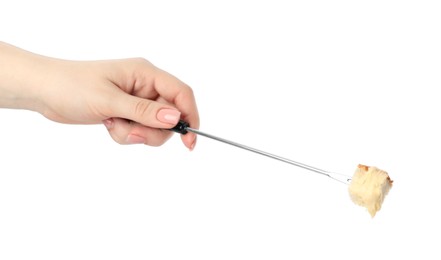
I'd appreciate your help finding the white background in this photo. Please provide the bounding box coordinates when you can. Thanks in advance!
[1,1,440,259]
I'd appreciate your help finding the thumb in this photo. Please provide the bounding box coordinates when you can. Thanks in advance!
[111,93,181,128]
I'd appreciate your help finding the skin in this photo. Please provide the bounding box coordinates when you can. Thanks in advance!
[0,41,199,149]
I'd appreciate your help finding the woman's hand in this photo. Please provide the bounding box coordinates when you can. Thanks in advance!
[0,42,199,149]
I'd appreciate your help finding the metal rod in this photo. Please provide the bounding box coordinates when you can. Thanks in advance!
[187,127,351,184]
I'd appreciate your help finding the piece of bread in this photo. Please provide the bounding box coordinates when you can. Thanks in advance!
[348,164,393,217]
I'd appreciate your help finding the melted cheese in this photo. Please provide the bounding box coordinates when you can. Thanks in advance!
[348,164,393,217]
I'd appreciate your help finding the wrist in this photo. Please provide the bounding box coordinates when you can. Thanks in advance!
[0,42,51,112]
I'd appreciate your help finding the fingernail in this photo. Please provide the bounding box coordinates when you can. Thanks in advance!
[103,119,114,129]
[157,109,181,124]
[189,136,197,151]
[126,134,145,144]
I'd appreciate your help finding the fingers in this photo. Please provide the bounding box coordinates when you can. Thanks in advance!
[150,69,200,149]
[103,117,173,146]
[105,59,200,150]
[110,92,182,129]
[155,95,197,150]
[152,69,199,127]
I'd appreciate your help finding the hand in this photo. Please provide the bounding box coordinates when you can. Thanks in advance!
[0,42,199,149]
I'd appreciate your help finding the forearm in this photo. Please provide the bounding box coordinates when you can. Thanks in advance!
[0,42,50,111]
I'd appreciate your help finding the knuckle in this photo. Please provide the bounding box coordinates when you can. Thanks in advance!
[134,100,154,118]
[183,85,194,96]
[145,131,172,147]
[109,133,125,145]
[175,84,195,103]
[132,57,152,67]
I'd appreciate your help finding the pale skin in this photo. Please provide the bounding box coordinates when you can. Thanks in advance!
[0,41,199,149]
